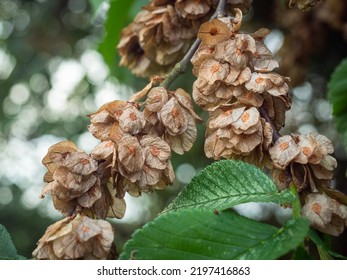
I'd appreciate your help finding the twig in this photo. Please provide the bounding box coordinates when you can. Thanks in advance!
[160,0,228,89]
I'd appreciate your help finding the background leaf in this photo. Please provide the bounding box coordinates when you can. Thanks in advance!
[120,209,309,260]
[328,58,347,149]
[0,224,18,260]
[164,160,295,213]
[98,0,135,71]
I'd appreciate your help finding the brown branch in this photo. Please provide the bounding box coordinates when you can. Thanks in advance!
[160,0,228,89]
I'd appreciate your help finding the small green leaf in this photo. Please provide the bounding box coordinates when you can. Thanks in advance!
[164,160,295,213]
[328,58,347,149]
[120,209,309,260]
[308,229,347,260]
[98,0,135,71]
[0,224,18,260]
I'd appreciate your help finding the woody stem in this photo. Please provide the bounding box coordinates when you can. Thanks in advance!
[160,0,228,89]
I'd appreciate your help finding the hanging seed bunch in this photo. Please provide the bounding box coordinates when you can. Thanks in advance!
[34,82,201,259]
[87,86,202,197]
[192,10,290,166]
[34,140,126,259]
[32,214,116,260]
[269,133,347,236]
[117,0,253,77]
[40,141,126,218]
[269,133,337,192]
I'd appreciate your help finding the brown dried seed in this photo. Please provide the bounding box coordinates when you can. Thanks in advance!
[251,28,271,41]
[232,107,260,131]
[262,119,273,149]
[140,135,171,170]
[229,129,263,154]
[245,72,273,93]
[204,131,228,159]
[175,0,211,19]
[47,142,98,176]
[191,45,215,75]
[318,155,337,171]
[160,98,188,135]
[215,39,248,69]
[199,58,229,85]
[269,135,301,169]
[302,192,347,236]
[63,151,98,176]
[294,134,318,164]
[165,113,197,154]
[208,106,246,129]
[52,195,78,217]
[138,164,162,187]
[175,88,203,123]
[117,136,144,173]
[77,183,102,208]
[236,89,264,107]
[118,105,145,135]
[235,34,256,54]
[91,141,115,161]
[198,19,231,46]
[146,87,169,112]
[313,132,334,155]
[310,162,335,180]
[107,197,126,219]
[53,167,97,195]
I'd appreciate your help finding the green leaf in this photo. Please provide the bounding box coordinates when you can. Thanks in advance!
[120,209,309,260]
[308,229,347,260]
[98,0,135,71]
[164,160,295,213]
[328,58,347,149]
[0,224,17,260]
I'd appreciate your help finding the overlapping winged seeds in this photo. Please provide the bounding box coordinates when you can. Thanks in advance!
[270,133,337,191]
[302,193,347,236]
[32,215,114,260]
